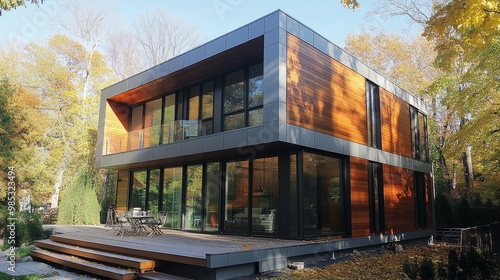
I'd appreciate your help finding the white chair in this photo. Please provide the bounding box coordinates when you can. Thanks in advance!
[148,211,167,237]
[260,209,277,233]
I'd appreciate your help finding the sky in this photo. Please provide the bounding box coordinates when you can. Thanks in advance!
[0,0,404,49]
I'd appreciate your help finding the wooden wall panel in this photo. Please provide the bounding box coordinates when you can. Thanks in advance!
[350,157,370,237]
[116,170,129,211]
[380,88,412,157]
[287,34,368,145]
[383,165,416,233]
[104,102,128,154]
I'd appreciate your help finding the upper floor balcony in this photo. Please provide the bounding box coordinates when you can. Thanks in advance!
[103,120,205,155]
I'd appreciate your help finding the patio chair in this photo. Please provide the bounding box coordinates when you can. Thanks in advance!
[115,210,134,237]
[148,211,166,237]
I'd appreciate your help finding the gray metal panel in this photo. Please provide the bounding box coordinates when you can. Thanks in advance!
[139,148,154,162]
[203,134,224,152]
[263,101,280,123]
[264,10,283,32]
[249,18,265,39]
[98,100,106,128]
[143,68,156,84]
[264,27,280,47]
[184,45,206,67]
[95,155,101,169]
[225,250,257,266]
[263,43,280,105]
[205,36,226,58]
[127,72,143,90]
[223,129,248,149]
[286,16,300,38]
[156,61,170,79]
[169,55,184,73]
[150,145,167,161]
[166,142,182,158]
[109,80,127,98]
[226,26,249,49]
[96,127,104,157]
[125,150,141,164]
[278,42,287,104]
[182,138,204,155]
[298,23,314,45]
[287,125,300,145]
[100,88,109,101]
[246,126,265,146]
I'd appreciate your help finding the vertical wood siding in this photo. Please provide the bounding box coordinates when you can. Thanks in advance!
[287,34,368,145]
[350,157,370,237]
[379,88,412,157]
[116,170,129,210]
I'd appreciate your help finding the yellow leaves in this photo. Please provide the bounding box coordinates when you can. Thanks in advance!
[340,0,360,11]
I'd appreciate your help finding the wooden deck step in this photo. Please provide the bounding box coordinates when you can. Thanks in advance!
[35,239,155,271]
[30,249,137,280]
[137,271,192,280]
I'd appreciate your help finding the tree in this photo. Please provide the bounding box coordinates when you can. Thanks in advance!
[133,9,202,67]
[0,0,41,15]
[340,0,360,10]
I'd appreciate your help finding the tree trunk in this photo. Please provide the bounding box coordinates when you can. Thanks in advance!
[51,165,65,208]
[463,145,474,188]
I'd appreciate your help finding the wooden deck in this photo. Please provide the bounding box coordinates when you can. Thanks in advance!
[36,225,309,279]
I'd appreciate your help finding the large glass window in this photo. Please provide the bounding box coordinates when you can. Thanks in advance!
[223,63,264,131]
[144,99,162,147]
[205,162,220,232]
[131,170,147,210]
[224,160,249,233]
[163,167,182,229]
[366,81,381,149]
[163,94,176,143]
[185,165,203,231]
[410,106,429,161]
[148,169,161,216]
[368,162,384,233]
[129,106,143,150]
[415,172,427,228]
[252,156,279,234]
[303,152,345,235]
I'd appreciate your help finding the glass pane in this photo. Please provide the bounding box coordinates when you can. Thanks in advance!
[163,167,182,229]
[205,162,220,232]
[252,157,279,234]
[131,170,147,211]
[303,152,343,235]
[248,108,263,127]
[185,165,203,231]
[163,94,176,143]
[224,70,245,113]
[418,113,428,161]
[144,99,162,147]
[129,106,143,150]
[202,81,214,119]
[188,86,200,121]
[224,112,245,131]
[148,169,160,216]
[225,160,249,233]
[201,119,213,136]
[248,63,263,107]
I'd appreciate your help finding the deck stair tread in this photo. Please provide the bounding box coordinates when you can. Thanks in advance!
[35,239,155,270]
[137,271,193,280]
[30,248,137,280]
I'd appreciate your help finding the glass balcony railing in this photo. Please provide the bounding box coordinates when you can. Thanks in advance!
[103,120,203,155]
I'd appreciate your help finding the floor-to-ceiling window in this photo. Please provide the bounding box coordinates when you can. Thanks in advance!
[252,156,279,234]
[144,99,162,147]
[224,160,249,233]
[185,164,203,231]
[130,170,147,210]
[148,169,161,216]
[164,167,182,229]
[303,152,345,236]
[205,162,220,232]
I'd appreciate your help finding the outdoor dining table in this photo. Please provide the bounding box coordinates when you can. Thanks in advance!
[127,215,154,235]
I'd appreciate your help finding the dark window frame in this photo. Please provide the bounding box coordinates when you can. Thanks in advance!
[366,80,382,149]
[414,172,427,228]
[368,162,385,233]
[223,63,264,131]
[410,106,429,161]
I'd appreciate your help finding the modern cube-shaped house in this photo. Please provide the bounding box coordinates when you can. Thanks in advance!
[96,10,434,241]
